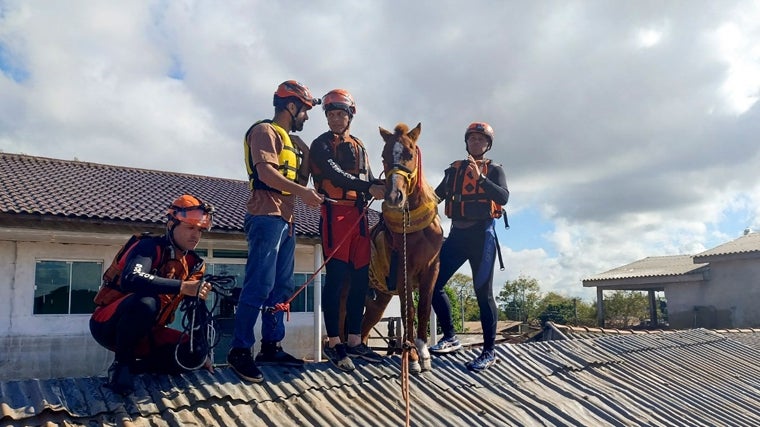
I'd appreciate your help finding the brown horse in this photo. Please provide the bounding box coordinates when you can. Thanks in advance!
[359,122,443,373]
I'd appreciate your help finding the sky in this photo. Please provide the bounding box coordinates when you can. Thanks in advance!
[1,1,759,301]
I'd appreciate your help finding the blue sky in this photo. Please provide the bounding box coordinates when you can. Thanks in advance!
[1,1,759,302]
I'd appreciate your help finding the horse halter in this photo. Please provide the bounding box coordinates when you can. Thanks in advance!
[384,145,420,194]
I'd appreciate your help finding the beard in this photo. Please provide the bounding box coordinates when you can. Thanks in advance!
[292,117,305,132]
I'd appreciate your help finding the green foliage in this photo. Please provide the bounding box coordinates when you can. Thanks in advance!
[602,291,650,328]
[438,273,480,334]
[532,292,596,326]
[497,275,541,322]
[439,273,659,332]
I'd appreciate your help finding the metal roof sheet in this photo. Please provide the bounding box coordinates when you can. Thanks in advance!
[3,329,760,426]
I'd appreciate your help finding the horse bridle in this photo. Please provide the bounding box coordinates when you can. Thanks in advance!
[384,145,420,194]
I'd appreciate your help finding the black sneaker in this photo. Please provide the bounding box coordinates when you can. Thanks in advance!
[346,343,384,364]
[255,342,305,367]
[105,360,134,396]
[323,343,355,372]
[227,347,263,382]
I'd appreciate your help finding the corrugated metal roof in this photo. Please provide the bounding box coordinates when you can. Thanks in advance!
[583,255,708,282]
[3,329,760,426]
[693,231,760,262]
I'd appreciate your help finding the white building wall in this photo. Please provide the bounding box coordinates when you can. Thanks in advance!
[0,237,398,380]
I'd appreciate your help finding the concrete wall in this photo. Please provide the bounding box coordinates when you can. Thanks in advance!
[665,258,760,329]
[0,237,330,381]
[701,258,760,327]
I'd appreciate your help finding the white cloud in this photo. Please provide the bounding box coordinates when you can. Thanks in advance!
[2,0,759,301]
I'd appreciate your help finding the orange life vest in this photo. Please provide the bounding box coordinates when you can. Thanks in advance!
[310,132,369,202]
[443,159,504,220]
[93,234,205,326]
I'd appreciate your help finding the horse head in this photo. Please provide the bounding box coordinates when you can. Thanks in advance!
[379,122,422,209]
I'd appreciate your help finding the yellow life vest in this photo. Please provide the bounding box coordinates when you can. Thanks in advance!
[244,120,301,196]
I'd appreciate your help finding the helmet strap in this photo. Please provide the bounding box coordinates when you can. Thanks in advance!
[288,102,304,132]
[166,218,188,255]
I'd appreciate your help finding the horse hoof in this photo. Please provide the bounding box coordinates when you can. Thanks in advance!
[409,360,422,374]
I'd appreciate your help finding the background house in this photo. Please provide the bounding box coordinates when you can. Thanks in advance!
[583,229,760,329]
[0,153,386,381]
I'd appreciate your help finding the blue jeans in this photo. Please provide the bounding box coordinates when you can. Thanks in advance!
[431,220,498,350]
[231,214,296,349]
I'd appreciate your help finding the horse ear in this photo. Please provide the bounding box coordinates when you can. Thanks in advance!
[379,126,393,142]
[408,122,422,142]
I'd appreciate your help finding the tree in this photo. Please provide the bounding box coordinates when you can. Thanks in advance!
[533,292,593,326]
[603,291,650,328]
[433,273,479,334]
[497,275,541,323]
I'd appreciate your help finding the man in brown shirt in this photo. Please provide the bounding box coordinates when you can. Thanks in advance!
[228,80,324,383]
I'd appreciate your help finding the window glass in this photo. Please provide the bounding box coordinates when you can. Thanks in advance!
[212,249,248,259]
[290,273,323,312]
[34,260,102,315]
[71,262,102,314]
[206,263,245,318]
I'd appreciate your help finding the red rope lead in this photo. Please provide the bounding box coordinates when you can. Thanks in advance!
[268,200,374,316]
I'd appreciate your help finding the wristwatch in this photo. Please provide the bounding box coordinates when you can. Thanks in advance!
[477,173,487,184]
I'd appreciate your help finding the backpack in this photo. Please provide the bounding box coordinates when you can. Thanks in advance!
[93,233,164,306]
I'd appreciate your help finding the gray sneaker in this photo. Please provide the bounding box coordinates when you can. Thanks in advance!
[430,335,462,354]
[346,343,384,364]
[323,343,355,372]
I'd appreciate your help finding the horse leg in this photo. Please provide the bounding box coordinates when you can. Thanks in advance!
[415,264,439,372]
[398,282,421,374]
[360,290,392,343]
[415,291,433,372]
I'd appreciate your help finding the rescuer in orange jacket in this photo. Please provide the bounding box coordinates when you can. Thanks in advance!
[309,89,385,372]
[90,194,214,395]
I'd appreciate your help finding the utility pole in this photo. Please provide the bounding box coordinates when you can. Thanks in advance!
[459,287,465,331]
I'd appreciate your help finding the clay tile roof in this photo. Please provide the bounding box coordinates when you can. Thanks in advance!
[0,153,379,236]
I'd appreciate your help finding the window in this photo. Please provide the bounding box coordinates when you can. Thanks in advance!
[290,273,324,313]
[206,262,324,316]
[34,260,102,315]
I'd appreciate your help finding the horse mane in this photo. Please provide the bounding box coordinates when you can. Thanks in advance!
[415,171,438,207]
[394,123,409,136]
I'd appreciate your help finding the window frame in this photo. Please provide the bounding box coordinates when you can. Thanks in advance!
[33,258,104,316]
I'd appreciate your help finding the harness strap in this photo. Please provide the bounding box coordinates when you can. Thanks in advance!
[493,229,505,271]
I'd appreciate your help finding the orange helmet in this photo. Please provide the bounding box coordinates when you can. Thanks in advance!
[465,122,495,143]
[167,195,214,230]
[273,80,320,109]
[322,89,356,116]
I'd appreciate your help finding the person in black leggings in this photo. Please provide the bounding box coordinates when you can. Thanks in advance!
[429,122,509,372]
